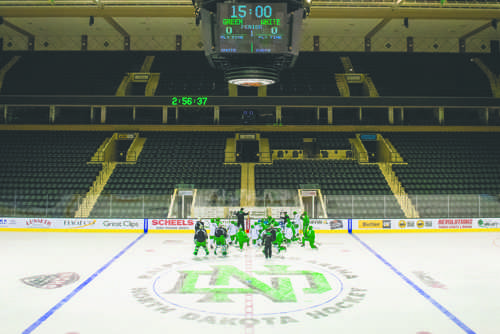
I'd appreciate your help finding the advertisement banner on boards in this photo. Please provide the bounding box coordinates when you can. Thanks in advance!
[395,219,435,230]
[149,218,196,231]
[474,218,500,229]
[0,217,23,228]
[354,219,436,230]
[436,218,473,229]
[0,218,143,230]
[309,219,346,231]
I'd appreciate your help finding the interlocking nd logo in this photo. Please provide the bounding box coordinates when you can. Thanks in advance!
[153,263,343,316]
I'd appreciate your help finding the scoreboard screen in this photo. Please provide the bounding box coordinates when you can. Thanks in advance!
[216,3,289,54]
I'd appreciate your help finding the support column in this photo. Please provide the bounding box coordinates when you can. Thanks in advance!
[484,107,489,125]
[3,105,7,124]
[214,105,220,125]
[101,106,107,124]
[162,105,168,124]
[49,105,56,124]
[400,107,405,124]
[132,105,136,121]
[228,83,238,97]
[316,107,320,122]
[90,105,94,123]
[388,106,394,125]
[276,105,282,124]
[438,106,444,125]
[175,107,179,122]
[328,106,333,125]
[258,86,267,97]
[358,107,363,122]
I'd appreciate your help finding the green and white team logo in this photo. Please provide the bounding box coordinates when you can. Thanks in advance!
[153,262,342,315]
[132,258,367,326]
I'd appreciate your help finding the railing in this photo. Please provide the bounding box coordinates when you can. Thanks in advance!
[1,191,499,219]
[324,194,500,218]
[224,151,273,163]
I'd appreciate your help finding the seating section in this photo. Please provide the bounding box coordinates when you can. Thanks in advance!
[1,52,493,97]
[388,132,500,217]
[263,132,352,150]
[349,53,491,97]
[255,159,405,218]
[90,132,240,218]
[268,52,343,96]
[152,52,227,96]
[0,131,107,217]
[2,52,144,95]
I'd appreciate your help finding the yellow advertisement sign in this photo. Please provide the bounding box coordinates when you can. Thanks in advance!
[358,220,383,229]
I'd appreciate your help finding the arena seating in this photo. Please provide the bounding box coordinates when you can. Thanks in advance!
[151,52,227,96]
[349,53,492,97]
[388,132,500,217]
[0,131,107,217]
[90,132,240,218]
[268,52,343,96]
[2,52,144,95]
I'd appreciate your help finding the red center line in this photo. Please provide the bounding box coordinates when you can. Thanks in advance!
[244,247,254,334]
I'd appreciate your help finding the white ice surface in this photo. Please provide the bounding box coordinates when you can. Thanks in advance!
[1,232,499,334]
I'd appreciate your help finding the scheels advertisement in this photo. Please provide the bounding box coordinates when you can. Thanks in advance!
[0,217,499,232]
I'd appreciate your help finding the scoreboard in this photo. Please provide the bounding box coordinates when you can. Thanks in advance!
[196,0,308,86]
[216,3,289,54]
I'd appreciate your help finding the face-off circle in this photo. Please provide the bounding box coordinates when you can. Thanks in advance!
[151,259,344,317]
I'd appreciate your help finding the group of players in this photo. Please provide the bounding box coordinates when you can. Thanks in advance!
[193,208,318,258]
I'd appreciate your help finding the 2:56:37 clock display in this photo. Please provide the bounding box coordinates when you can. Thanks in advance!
[171,97,208,106]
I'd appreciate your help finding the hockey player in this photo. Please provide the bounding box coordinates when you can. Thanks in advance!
[273,226,286,253]
[194,219,204,233]
[214,223,228,256]
[302,225,318,249]
[227,221,238,245]
[262,229,273,259]
[234,208,248,230]
[293,211,301,229]
[250,224,260,246]
[301,211,310,238]
[235,228,250,251]
[280,212,290,230]
[208,218,217,249]
[284,221,294,244]
[193,226,209,256]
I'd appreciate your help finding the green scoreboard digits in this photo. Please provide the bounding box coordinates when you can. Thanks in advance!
[217,3,288,53]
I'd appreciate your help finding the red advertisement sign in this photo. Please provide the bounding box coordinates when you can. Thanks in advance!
[437,219,473,229]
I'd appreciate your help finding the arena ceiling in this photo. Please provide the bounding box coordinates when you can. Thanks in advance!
[0,0,499,52]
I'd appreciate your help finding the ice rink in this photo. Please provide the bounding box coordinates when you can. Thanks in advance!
[2,231,500,334]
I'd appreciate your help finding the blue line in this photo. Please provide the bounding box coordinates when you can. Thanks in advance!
[351,233,475,334]
[22,233,146,334]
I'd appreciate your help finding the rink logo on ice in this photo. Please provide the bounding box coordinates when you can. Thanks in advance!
[20,272,80,289]
[162,264,334,303]
[412,271,446,289]
[132,259,367,326]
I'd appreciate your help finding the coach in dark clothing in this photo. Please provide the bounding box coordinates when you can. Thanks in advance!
[235,208,248,230]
